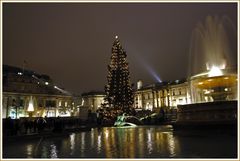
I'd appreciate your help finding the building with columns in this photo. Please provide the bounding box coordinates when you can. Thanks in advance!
[2,65,73,118]
[79,79,191,113]
[134,79,191,112]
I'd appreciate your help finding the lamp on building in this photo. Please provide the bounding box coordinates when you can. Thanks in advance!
[27,96,34,117]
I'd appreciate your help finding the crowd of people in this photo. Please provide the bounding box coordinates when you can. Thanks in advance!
[3,116,87,136]
[3,109,177,136]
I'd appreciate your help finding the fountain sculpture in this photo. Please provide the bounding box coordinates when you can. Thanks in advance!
[174,15,237,129]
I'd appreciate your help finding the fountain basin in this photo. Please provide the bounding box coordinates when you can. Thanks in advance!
[172,100,237,130]
[190,72,237,102]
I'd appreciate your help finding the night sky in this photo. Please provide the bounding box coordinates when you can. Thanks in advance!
[3,3,237,94]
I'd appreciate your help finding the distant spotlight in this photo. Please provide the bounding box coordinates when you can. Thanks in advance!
[45,82,49,85]
[145,64,162,83]
[140,60,162,83]
[18,72,23,75]
[54,86,71,95]
[152,72,162,83]
[115,35,118,39]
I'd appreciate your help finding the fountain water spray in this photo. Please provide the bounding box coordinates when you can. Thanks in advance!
[189,15,237,103]
[189,15,236,77]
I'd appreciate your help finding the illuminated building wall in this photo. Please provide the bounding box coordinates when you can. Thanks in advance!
[168,81,191,107]
[2,65,73,118]
[134,79,190,111]
[81,91,105,112]
[134,87,154,111]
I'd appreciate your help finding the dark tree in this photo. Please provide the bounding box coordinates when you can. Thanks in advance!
[103,36,134,117]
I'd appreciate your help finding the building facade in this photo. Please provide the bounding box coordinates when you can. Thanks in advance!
[81,91,106,112]
[2,65,73,118]
[134,79,191,112]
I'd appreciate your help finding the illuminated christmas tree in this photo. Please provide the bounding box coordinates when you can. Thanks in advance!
[103,36,134,118]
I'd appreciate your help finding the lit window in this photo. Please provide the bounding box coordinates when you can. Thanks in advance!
[65,102,68,107]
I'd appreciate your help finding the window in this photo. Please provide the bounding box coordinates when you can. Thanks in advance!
[145,94,148,99]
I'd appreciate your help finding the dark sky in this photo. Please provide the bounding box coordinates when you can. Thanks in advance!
[3,3,237,94]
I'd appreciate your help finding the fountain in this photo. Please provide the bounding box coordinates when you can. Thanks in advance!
[114,113,142,127]
[188,15,237,103]
[174,15,238,130]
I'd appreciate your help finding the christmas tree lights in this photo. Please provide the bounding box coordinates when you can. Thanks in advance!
[102,36,134,119]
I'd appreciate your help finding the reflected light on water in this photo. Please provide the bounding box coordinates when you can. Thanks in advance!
[41,146,48,158]
[97,134,102,154]
[70,133,75,155]
[105,129,109,138]
[26,144,33,158]
[167,133,176,157]
[5,126,235,158]
[80,132,85,157]
[50,144,58,158]
[104,129,113,158]
[147,129,153,154]
[91,130,95,147]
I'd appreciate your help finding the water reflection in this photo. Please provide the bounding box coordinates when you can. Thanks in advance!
[50,144,58,158]
[97,126,179,158]
[97,134,102,154]
[166,132,176,157]
[41,146,48,158]
[147,128,153,154]
[26,144,33,158]
[80,132,85,157]
[3,126,237,158]
[70,133,75,155]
